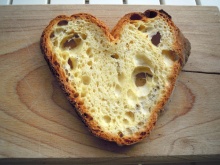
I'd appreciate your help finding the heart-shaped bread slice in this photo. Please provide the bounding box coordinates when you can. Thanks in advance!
[41,10,191,145]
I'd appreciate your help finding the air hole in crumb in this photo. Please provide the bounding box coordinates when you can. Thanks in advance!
[134,54,153,68]
[162,50,179,62]
[65,69,68,75]
[125,111,135,121]
[136,104,141,111]
[86,48,91,54]
[63,39,77,49]
[133,67,153,87]
[138,25,146,32]
[138,122,144,126]
[80,33,87,40]
[81,91,86,97]
[96,81,99,87]
[127,89,137,105]
[61,52,68,60]
[135,72,147,87]
[55,28,65,34]
[130,14,142,20]
[68,58,73,69]
[82,75,91,85]
[151,32,161,46]
[58,20,68,26]
[103,115,111,123]
[118,72,125,84]
[50,32,55,38]
[86,48,93,58]
[115,84,121,97]
[126,128,133,135]
[87,61,92,67]
[126,43,129,49]
[111,53,119,59]
[123,119,129,124]
[62,34,82,50]
[144,10,158,18]
[53,40,58,46]
[74,72,79,77]
[118,131,124,137]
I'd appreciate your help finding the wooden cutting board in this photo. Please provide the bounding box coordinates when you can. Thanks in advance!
[0,5,220,164]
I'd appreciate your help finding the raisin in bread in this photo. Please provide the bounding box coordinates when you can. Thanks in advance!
[40,9,191,145]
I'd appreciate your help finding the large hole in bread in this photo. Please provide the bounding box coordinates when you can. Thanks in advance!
[151,32,161,46]
[58,20,68,26]
[63,38,77,49]
[144,10,158,18]
[132,67,153,87]
[135,72,147,87]
[61,34,82,50]
[130,14,142,20]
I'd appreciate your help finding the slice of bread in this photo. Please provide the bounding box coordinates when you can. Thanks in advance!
[40,9,191,145]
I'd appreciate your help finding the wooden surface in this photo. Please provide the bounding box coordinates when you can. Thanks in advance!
[0,5,220,164]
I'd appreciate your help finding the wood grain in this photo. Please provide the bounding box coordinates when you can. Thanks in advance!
[0,5,220,164]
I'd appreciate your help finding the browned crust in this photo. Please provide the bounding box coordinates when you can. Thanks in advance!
[40,10,191,145]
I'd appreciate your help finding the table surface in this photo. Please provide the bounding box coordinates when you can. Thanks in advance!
[0,4,220,165]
